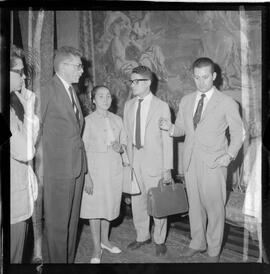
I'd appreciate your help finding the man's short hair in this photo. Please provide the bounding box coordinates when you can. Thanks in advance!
[131,65,153,82]
[54,46,82,72]
[192,57,215,74]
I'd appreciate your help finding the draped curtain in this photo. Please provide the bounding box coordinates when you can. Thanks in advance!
[79,10,95,85]
[18,9,54,261]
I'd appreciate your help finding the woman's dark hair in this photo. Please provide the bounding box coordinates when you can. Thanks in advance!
[90,85,111,111]
[10,44,24,70]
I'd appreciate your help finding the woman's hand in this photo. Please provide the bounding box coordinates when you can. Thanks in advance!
[15,89,36,117]
[111,141,124,153]
[84,173,94,195]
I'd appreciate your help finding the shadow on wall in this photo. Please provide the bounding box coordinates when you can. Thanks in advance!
[150,72,159,95]
[109,94,118,114]
[214,63,223,90]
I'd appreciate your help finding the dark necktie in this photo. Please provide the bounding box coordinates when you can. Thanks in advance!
[68,86,80,122]
[135,98,143,149]
[193,94,206,130]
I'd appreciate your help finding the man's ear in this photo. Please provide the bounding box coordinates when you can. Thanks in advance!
[58,63,64,74]
[213,72,217,81]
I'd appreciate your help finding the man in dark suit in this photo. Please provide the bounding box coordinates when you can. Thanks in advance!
[39,46,87,263]
[160,57,245,262]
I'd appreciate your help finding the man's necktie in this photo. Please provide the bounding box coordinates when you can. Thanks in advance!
[193,94,206,130]
[135,98,143,149]
[68,86,80,122]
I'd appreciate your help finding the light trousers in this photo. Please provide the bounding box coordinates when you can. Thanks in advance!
[185,152,227,256]
[131,148,167,244]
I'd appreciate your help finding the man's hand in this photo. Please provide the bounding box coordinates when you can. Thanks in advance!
[84,173,94,195]
[163,169,172,184]
[215,154,232,167]
[159,117,171,131]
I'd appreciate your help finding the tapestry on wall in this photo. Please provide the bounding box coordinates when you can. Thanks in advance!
[91,10,261,119]
[88,10,261,192]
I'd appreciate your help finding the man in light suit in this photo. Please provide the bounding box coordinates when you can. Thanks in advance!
[124,66,173,256]
[39,46,87,263]
[160,57,245,262]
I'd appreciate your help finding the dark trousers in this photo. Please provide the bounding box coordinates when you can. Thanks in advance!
[10,220,28,263]
[44,173,84,263]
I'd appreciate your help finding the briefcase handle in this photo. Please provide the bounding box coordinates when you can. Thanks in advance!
[158,178,177,192]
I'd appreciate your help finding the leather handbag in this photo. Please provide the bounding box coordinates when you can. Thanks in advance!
[147,178,188,218]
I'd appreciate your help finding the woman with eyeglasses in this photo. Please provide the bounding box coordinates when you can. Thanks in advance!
[80,86,128,263]
[10,45,39,263]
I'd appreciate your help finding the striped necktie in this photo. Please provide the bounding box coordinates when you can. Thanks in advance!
[68,86,80,122]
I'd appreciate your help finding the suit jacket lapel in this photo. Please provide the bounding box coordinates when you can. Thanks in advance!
[129,98,137,134]
[72,88,84,130]
[200,87,220,122]
[190,92,197,131]
[54,75,81,130]
[145,95,159,128]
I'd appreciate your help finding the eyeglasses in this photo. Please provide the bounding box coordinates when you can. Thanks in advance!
[10,69,24,77]
[64,62,83,71]
[128,79,149,85]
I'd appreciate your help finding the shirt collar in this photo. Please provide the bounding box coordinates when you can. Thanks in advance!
[56,73,71,91]
[137,92,153,103]
[197,86,215,100]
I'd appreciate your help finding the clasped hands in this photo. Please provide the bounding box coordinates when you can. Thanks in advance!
[111,140,125,154]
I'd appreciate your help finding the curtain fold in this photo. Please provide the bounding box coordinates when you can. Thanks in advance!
[18,9,54,262]
[79,10,95,85]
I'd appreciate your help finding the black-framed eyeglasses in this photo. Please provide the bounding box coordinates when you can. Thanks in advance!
[128,79,149,85]
[10,69,24,77]
[64,62,83,71]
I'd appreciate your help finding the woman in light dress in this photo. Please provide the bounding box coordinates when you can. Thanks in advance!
[80,86,128,263]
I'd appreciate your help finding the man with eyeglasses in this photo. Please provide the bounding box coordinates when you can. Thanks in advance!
[123,66,173,256]
[38,46,87,263]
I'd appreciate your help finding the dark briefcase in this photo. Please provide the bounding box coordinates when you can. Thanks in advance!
[147,178,188,218]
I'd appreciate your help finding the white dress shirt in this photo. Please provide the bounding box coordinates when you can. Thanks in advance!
[133,92,153,146]
[193,86,215,116]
